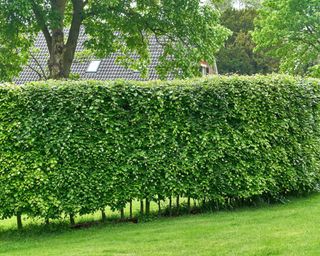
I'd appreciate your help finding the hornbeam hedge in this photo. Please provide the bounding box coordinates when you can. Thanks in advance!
[0,75,320,224]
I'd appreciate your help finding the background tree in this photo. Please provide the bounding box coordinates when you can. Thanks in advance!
[253,0,320,77]
[215,8,279,75]
[0,0,230,82]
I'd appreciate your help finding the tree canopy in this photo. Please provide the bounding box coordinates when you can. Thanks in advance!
[253,0,320,77]
[0,0,230,82]
[216,8,279,75]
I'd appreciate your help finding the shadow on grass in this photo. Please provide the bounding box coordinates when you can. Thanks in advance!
[0,192,317,242]
[0,215,140,242]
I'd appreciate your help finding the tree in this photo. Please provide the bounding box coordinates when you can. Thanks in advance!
[0,0,230,81]
[216,8,279,75]
[253,0,320,77]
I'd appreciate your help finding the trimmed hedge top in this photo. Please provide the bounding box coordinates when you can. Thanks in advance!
[0,75,320,220]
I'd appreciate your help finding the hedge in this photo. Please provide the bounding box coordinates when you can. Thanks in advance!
[0,75,320,225]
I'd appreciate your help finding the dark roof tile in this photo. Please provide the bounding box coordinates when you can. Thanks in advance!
[15,30,170,84]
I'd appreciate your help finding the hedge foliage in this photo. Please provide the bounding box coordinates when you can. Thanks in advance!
[0,75,320,221]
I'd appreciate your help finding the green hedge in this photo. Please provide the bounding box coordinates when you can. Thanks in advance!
[0,75,320,221]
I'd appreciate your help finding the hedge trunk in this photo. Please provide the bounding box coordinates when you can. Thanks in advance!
[16,213,22,231]
[129,200,133,219]
[158,200,161,217]
[70,214,75,226]
[120,208,125,220]
[145,199,150,216]
[176,195,180,214]
[101,210,107,223]
[140,200,144,215]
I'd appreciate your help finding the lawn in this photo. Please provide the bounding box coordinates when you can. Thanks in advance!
[1,194,320,256]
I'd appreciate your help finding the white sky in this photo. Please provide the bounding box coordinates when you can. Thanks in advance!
[200,0,246,9]
[233,0,246,9]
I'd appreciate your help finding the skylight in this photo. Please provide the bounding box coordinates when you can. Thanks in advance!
[86,60,101,73]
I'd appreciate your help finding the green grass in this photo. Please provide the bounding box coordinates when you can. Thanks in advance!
[1,194,320,256]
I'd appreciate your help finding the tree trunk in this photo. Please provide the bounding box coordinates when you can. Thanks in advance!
[101,209,107,223]
[203,196,206,208]
[169,196,172,217]
[129,200,133,219]
[145,198,150,216]
[62,0,84,78]
[48,0,67,79]
[32,0,85,80]
[47,0,84,79]
[158,199,161,217]
[45,217,50,226]
[187,196,191,214]
[49,29,66,79]
[120,208,125,220]
[70,214,75,226]
[140,199,144,215]
[176,195,180,214]
[17,213,22,231]
[213,58,219,75]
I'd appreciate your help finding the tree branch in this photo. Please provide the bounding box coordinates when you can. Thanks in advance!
[29,51,48,80]
[292,33,320,52]
[63,0,85,74]
[306,25,320,46]
[66,0,85,50]
[27,64,44,80]
[30,1,52,54]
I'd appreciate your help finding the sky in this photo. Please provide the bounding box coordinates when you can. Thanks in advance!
[200,0,246,9]
[233,0,246,9]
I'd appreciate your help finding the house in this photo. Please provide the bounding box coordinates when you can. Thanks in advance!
[15,31,215,84]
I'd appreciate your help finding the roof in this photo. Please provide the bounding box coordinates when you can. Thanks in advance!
[14,30,167,84]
